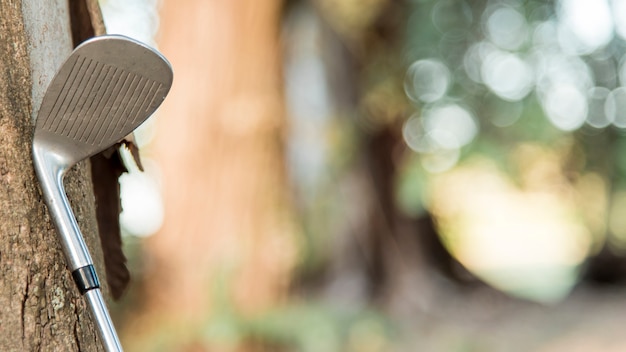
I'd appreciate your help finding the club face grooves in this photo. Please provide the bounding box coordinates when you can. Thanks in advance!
[34,35,173,167]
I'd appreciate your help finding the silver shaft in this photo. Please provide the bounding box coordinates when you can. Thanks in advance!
[32,144,93,270]
[32,145,122,351]
[85,289,123,352]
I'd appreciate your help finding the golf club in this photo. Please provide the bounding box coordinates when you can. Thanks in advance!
[32,35,173,352]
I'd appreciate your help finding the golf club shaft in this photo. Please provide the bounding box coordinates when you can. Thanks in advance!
[32,146,94,270]
[32,149,123,351]
[85,289,123,352]
[48,180,123,352]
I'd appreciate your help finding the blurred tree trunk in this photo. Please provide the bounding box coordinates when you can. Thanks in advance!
[579,130,626,286]
[128,0,295,348]
[314,0,490,314]
[0,0,107,350]
[311,0,434,312]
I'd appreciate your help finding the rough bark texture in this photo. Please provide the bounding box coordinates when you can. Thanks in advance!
[124,0,295,349]
[0,0,105,350]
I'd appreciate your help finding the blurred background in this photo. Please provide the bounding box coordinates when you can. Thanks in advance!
[98,0,626,350]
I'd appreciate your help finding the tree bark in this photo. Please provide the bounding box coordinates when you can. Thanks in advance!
[0,0,105,350]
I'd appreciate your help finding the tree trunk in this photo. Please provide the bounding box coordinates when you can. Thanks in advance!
[0,1,105,350]
[125,0,295,349]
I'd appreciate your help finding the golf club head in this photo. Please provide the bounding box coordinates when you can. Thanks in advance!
[31,33,173,282]
[33,34,173,170]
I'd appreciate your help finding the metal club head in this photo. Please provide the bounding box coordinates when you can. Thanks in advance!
[33,35,173,170]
